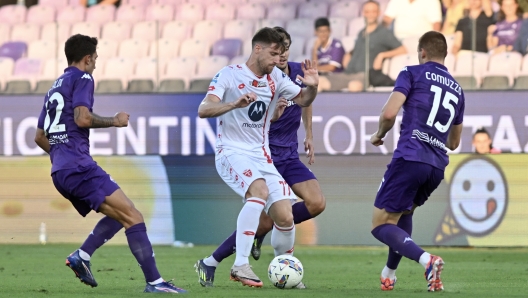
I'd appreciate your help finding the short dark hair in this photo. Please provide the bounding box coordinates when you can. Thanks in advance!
[418,31,447,60]
[314,17,330,29]
[64,34,98,65]
[474,127,491,138]
[362,0,380,9]
[251,27,286,52]
[273,26,292,45]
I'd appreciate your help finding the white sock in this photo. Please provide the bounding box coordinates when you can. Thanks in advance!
[233,198,266,267]
[419,252,431,269]
[271,223,295,256]
[203,255,219,267]
[148,277,164,285]
[381,265,396,279]
[78,249,91,261]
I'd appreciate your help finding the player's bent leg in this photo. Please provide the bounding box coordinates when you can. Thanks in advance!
[251,211,274,261]
[268,200,295,256]
[290,179,326,222]
[196,231,237,287]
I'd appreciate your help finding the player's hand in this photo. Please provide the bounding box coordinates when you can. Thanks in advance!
[233,92,257,108]
[113,112,129,127]
[372,53,385,70]
[304,138,315,165]
[297,59,319,87]
[272,97,288,122]
[370,132,384,146]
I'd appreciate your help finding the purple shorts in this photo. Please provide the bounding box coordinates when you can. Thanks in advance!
[273,156,316,187]
[374,158,444,213]
[51,165,120,217]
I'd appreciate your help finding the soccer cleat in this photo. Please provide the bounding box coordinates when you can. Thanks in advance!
[230,264,264,287]
[194,259,216,287]
[250,235,265,261]
[144,280,187,293]
[380,276,397,291]
[294,281,307,289]
[65,250,98,287]
[424,255,444,292]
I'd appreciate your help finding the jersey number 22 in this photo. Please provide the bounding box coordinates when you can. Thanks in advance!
[43,92,66,136]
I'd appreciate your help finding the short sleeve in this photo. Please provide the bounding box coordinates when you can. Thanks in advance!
[455,19,464,32]
[426,0,442,23]
[383,29,403,50]
[453,92,465,125]
[384,0,398,18]
[206,67,231,101]
[392,67,412,96]
[37,104,47,129]
[72,73,94,109]
[328,41,345,67]
[276,69,301,100]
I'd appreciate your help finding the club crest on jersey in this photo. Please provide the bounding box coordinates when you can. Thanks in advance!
[248,101,266,122]
[208,86,215,91]
[243,169,252,177]
[251,80,267,87]
[238,83,245,89]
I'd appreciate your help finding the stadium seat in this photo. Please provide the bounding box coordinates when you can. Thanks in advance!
[157,0,185,5]
[256,19,286,30]
[206,3,236,21]
[28,40,57,60]
[70,22,101,39]
[149,38,180,64]
[10,24,40,44]
[219,0,248,4]
[329,1,360,19]
[195,56,230,79]
[57,6,86,24]
[86,5,116,25]
[482,52,522,88]
[97,58,135,92]
[118,39,149,60]
[298,2,329,19]
[159,79,186,92]
[0,41,27,61]
[242,39,253,56]
[26,5,55,25]
[129,57,161,85]
[39,58,60,80]
[145,4,175,23]
[0,57,15,91]
[445,53,456,72]
[132,21,160,42]
[288,35,305,60]
[348,18,365,40]
[41,23,70,47]
[180,38,211,59]
[229,55,248,65]
[39,0,69,9]
[340,35,356,53]
[8,57,43,92]
[212,39,242,60]
[445,34,455,54]
[0,5,26,25]
[453,76,479,90]
[177,3,204,23]
[162,21,192,40]
[33,79,55,94]
[5,80,32,94]
[0,24,10,47]
[236,3,265,20]
[388,54,416,80]
[224,20,255,41]
[287,19,316,39]
[481,76,510,90]
[193,20,224,45]
[116,4,145,23]
[102,22,132,42]
[267,3,297,20]
[514,55,528,89]
[401,36,420,53]
[329,18,347,39]
[97,39,119,60]
[161,57,198,90]
[452,51,489,88]
[127,79,154,92]
[188,79,211,92]
[124,0,152,6]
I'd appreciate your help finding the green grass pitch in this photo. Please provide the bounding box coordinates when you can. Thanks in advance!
[0,244,527,297]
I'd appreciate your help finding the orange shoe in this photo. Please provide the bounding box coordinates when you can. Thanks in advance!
[424,255,444,292]
[380,276,397,291]
[230,264,263,288]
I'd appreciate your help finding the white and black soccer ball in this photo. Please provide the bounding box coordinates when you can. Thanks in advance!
[268,255,304,289]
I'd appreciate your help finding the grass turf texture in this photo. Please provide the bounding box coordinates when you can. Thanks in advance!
[0,245,526,297]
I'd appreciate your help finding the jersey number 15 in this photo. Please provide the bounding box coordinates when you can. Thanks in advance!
[426,85,459,133]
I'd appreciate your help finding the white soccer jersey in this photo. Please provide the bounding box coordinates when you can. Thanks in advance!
[207,63,302,162]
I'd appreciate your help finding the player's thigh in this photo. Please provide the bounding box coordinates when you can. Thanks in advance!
[413,167,445,208]
[291,179,326,213]
[215,153,267,200]
[98,188,143,229]
[261,163,296,215]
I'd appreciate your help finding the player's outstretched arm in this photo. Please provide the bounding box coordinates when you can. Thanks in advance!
[293,60,319,107]
[446,123,463,151]
[34,128,50,154]
[198,93,257,118]
[74,106,129,128]
[371,91,407,146]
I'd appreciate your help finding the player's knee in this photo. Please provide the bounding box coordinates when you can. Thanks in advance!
[274,213,294,228]
[348,80,363,92]
[120,206,144,228]
[308,194,326,216]
[247,180,269,200]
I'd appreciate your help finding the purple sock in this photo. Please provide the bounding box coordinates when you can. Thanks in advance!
[212,230,236,262]
[371,223,424,263]
[125,223,161,283]
[80,216,123,256]
[386,214,413,270]
[292,202,313,224]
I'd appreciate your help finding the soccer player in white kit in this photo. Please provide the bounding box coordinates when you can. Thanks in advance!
[198,27,319,287]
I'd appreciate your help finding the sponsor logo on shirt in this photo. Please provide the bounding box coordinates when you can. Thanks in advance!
[81,74,92,80]
[243,169,252,177]
[247,101,266,122]
[250,80,267,87]
[411,129,446,151]
[211,72,221,83]
[238,83,245,89]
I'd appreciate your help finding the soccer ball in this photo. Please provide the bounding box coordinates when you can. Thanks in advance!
[268,255,304,289]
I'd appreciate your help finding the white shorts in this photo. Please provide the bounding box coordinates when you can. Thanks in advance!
[215,149,296,213]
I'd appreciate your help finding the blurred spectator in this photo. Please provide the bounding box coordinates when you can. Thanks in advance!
[487,0,523,54]
[320,1,407,92]
[442,0,469,35]
[513,18,528,54]
[312,17,345,73]
[383,0,442,39]
[451,0,494,54]
[0,0,37,7]
[472,127,502,154]
[80,0,120,7]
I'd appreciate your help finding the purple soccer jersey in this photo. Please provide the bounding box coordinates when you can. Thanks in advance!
[317,38,345,72]
[37,66,97,173]
[494,18,523,46]
[392,61,465,170]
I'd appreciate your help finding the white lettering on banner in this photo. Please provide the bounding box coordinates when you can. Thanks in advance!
[181,117,191,156]
[3,118,12,156]
[149,117,177,156]
[117,117,146,155]
[196,117,216,155]
[324,116,356,154]
[89,130,113,155]
[16,117,43,155]
[360,116,388,155]
[493,115,521,153]
[525,116,528,152]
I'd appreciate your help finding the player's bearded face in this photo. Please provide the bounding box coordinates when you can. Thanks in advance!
[258,43,282,74]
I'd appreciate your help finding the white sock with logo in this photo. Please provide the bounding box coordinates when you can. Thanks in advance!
[419,252,432,269]
[233,198,266,267]
[78,249,91,261]
[381,266,396,279]
[271,223,296,256]
[203,256,219,267]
